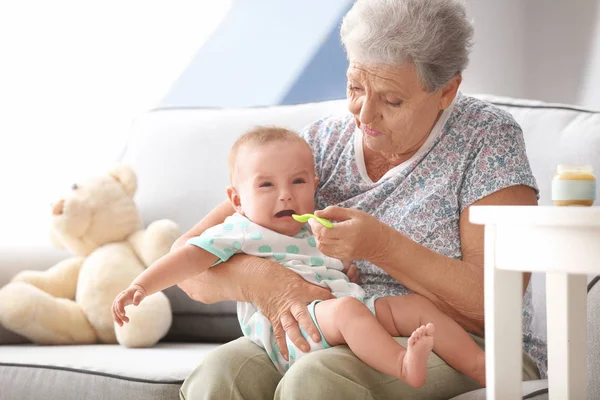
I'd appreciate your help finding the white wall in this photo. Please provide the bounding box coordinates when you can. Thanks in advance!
[462,0,527,99]
[462,0,600,109]
[579,2,600,108]
[523,0,600,107]
[0,1,232,245]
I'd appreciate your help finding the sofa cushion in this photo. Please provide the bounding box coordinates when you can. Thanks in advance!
[478,95,600,378]
[0,343,218,400]
[162,287,241,342]
[120,95,600,344]
[0,326,27,345]
[121,100,347,341]
[122,100,348,233]
[473,95,600,207]
[487,95,600,390]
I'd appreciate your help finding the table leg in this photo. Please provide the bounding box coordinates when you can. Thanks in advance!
[484,225,523,400]
[546,273,587,400]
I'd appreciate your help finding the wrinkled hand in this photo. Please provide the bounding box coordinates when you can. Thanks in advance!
[342,260,360,284]
[309,206,389,262]
[112,284,146,327]
[250,265,335,361]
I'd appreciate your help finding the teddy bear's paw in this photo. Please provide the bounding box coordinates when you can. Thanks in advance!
[114,291,172,348]
[11,270,45,288]
[11,257,84,299]
[0,282,36,331]
[0,282,97,344]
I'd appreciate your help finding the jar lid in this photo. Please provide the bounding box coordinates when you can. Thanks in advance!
[556,164,594,174]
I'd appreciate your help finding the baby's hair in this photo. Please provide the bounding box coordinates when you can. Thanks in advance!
[228,126,312,181]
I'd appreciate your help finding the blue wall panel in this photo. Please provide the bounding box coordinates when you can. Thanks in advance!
[160,0,352,108]
[280,4,351,105]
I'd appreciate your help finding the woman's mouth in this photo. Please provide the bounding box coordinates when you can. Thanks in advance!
[362,125,384,137]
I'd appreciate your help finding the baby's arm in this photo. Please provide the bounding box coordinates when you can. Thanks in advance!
[171,200,234,251]
[112,245,218,326]
[133,245,218,295]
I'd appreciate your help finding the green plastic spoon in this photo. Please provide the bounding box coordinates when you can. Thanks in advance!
[292,213,334,228]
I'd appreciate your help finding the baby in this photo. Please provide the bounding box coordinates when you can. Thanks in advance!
[112,126,486,388]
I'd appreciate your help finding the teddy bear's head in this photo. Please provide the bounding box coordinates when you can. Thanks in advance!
[50,165,143,256]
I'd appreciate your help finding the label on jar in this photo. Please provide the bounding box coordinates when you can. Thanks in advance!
[551,179,596,201]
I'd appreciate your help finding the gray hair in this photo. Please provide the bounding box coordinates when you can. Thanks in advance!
[340,0,474,92]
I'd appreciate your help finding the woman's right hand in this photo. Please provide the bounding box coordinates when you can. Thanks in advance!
[248,261,335,361]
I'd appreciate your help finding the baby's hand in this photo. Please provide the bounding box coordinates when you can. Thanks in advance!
[112,284,146,326]
[342,261,360,284]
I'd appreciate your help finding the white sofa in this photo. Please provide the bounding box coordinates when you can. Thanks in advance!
[1,94,599,400]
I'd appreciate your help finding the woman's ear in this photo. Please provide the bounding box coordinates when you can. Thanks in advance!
[439,75,462,110]
[226,186,244,215]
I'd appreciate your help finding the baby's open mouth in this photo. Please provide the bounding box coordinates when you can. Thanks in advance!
[275,209,296,218]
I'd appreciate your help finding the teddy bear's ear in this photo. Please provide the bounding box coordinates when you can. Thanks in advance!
[108,164,137,197]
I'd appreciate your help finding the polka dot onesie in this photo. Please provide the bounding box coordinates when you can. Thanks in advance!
[187,212,377,374]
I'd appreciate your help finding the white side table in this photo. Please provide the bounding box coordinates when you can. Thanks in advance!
[470,206,600,400]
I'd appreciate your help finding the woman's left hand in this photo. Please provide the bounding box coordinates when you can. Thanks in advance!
[308,206,390,262]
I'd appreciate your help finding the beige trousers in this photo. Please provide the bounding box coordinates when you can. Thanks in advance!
[180,336,539,400]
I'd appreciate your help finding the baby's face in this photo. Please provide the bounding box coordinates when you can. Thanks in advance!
[231,141,318,236]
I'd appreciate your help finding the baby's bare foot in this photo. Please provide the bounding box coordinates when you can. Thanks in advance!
[398,323,435,388]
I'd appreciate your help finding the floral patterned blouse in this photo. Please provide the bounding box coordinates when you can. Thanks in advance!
[301,91,547,377]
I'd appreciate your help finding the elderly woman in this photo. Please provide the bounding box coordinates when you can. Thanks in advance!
[175,0,545,398]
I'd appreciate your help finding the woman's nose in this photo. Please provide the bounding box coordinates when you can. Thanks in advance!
[360,97,379,125]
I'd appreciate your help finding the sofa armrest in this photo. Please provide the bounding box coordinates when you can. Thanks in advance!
[0,244,69,288]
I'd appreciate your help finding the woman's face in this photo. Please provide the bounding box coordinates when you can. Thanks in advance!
[347,62,458,157]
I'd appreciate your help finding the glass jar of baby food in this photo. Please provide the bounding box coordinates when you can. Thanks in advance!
[551,164,596,206]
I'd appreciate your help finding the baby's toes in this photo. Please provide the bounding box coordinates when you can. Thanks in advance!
[425,323,435,335]
[408,335,416,347]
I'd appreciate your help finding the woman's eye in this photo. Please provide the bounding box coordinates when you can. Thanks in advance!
[386,100,403,107]
[348,85,363,92]
[293,178,306,184]
[259,182,273,188]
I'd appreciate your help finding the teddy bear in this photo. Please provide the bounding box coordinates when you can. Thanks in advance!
[0,165,180,347]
